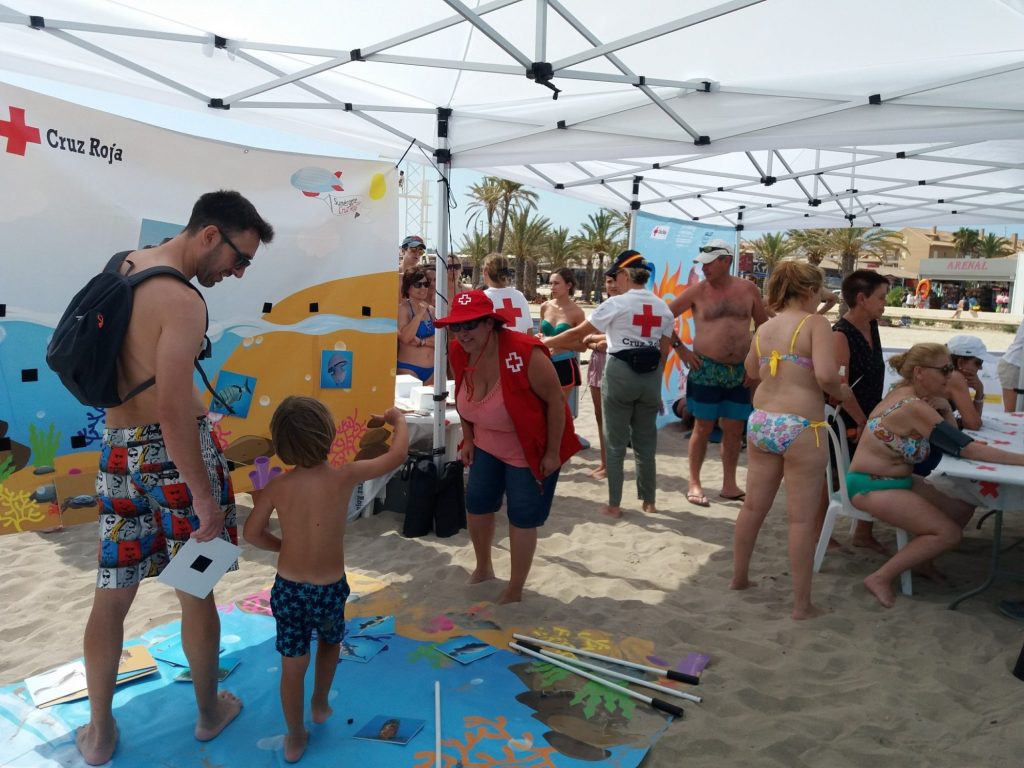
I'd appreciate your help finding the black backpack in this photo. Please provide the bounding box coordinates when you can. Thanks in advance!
[46,251,232,412]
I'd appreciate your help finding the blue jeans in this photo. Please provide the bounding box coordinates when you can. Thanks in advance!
[466,447,559,529]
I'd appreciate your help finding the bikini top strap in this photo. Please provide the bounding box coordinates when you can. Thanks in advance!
[876,396,920,420]
[755,328,762,357]
[788,314,813,353]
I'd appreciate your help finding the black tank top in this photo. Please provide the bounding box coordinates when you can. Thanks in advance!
[832,317,884,438]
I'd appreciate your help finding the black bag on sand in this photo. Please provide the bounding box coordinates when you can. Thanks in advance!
[401,456,466,538]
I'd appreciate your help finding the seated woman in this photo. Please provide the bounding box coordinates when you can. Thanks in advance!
[438,290,581,603]
[397,268,436,384]
[538,268,587,397]
[730,262,852,620]
[946,335,987,430]
[849,342,1024,608]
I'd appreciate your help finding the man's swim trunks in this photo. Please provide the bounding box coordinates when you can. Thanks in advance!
[94,417,237,589]
[270,574,351,657]
[686,355,752,422]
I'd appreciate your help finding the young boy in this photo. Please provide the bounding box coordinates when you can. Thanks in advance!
[243,397,408,763]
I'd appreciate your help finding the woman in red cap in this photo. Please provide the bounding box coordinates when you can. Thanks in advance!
[437,290,582,603]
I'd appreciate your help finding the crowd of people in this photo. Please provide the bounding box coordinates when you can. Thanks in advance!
[75,200,1022,763]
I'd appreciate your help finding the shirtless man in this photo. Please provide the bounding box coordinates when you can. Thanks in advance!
[76,191,274,765]
[669,239,767,506]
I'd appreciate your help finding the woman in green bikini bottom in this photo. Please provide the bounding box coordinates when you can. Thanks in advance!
[848,343,1024,608]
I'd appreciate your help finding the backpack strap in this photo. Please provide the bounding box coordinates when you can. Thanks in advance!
[107,251,236,415]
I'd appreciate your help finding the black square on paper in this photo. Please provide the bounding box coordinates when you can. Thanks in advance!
[262,302,273,313]
[0,304,6,317]
[361,306,371,317]
[70,435,87,449]
[21,369,38,382]
[190,555,213,573]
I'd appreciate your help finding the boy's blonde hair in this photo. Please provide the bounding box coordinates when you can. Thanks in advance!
[765,261,823,313]
[270,396,336,468]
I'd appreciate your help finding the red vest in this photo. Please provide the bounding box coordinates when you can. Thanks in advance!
[450,330,582,482]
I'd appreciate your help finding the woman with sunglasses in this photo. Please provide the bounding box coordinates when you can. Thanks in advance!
[945,335,987,430]
[438,291,581,603]
[397,268,436,384]
[848,343,1024,608]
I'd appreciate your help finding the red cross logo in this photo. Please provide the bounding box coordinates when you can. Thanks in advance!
[504,352,524,373]
[499,298,523,321]
[457,293,473,306]
[632,303,662,337]
[0,106,41,156]
[979,481,1000,498]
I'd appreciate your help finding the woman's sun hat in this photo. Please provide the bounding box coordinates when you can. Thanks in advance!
[434,290,510,327]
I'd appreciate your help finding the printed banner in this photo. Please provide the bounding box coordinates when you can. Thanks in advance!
[632,211,737,427]
[0,83,399,534]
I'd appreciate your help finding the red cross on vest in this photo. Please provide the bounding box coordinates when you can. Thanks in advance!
[0,106,41,156]
[632,303,662,337]
[499,298,523,321]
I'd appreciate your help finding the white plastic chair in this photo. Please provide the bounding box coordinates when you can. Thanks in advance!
[814,407,912,596]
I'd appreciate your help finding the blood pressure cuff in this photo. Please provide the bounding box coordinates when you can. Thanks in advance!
[929,420,974,457]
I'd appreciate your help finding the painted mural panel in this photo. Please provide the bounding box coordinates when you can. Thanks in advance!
[0,83,398,534]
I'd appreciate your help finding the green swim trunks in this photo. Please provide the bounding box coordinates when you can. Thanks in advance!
[846,471,913,498]
[685,355,751,422]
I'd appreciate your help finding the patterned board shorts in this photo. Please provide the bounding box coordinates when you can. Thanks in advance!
[94,417,237,589]
[686,355,752,422]
[271,574,351,657]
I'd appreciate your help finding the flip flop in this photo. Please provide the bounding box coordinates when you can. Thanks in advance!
[687,492,710,507]
[719,492,745,501]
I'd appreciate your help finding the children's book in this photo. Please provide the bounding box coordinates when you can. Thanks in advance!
[338,636,385,663]
[353,715,425,746]
[25,645,157,708]
[434,635,497,665]
[350,615,395,637]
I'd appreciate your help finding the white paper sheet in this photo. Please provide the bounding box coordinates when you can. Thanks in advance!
[157,538,240,598]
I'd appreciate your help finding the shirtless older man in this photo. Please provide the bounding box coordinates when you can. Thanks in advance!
[669,239,767,506]
[76,191,274,765]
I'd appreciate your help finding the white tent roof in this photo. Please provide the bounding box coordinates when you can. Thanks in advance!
[3,0,1024,229]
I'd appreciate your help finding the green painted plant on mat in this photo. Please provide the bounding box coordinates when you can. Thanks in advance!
[28,424,61,469]
[527,661,636,720]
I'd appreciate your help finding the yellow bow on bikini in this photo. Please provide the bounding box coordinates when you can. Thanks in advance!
[768,350,781,377]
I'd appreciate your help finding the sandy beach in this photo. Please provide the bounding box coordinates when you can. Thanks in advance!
[2,319,1023,767]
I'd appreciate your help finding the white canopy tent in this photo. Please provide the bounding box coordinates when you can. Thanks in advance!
[2,0,1024,231]
[4,0,1024,454]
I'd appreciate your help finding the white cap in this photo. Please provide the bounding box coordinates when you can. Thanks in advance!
[695,238,734,264]
[947,335,988,358]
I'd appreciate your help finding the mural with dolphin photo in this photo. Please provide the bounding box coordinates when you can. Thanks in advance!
[0,82,400,535]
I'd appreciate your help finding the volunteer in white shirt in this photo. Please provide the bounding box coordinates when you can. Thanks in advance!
[544,250,673,518]
[482,253,534,334]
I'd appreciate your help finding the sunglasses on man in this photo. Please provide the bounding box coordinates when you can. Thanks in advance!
[218,227,253,271]
[699,244,729,255]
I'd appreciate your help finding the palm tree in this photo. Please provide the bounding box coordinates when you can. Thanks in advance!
[573,210,623,302]
[465,178,503,253]
[977,232,1014,259]
[505,208,551,299]
[743,233,796,278]
[786,228,829,266]
[817,227,906,278]
[952,227,981,258]
[544,226,574,271]
[456,228,490,286]
[493,178,539,255]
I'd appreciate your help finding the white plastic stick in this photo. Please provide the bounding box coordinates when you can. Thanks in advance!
[512,633,699,685]
[510,642,684,718]
[544,649,702,704]
[434,680,441,766]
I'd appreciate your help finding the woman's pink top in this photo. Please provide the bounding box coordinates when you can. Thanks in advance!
[457,380,528,467]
